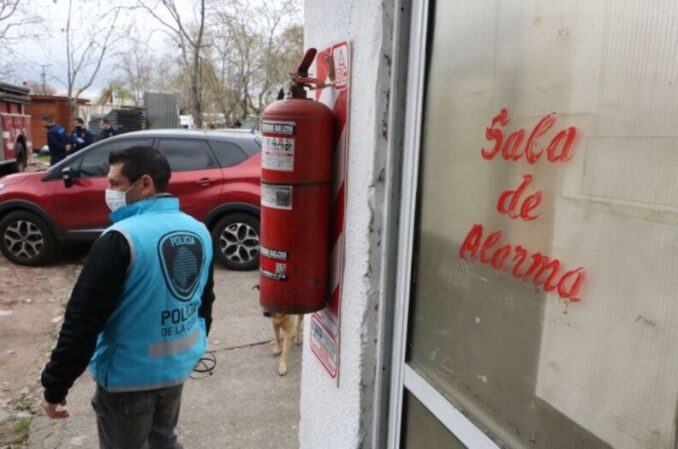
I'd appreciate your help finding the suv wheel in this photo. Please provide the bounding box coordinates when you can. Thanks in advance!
[0,211,57,266]
[212,213,260,271]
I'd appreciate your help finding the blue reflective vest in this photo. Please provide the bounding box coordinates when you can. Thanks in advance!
[89,196,213,392]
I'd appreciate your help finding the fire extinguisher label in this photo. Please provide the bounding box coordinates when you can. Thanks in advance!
[262,121,296,136]
[261,246,289,261]
[260,258,288,281]
[261,269,288,281]
[262,136,295,172]
[261,183,293,210]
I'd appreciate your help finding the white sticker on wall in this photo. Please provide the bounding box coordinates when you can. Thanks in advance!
[262,136,295,172]
[261,183,292,210]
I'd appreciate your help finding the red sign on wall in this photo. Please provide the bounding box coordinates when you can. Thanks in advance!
[309,41,351,381]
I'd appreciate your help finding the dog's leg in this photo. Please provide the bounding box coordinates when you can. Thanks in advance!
[273,321,282,356]
[293,315,303,346]
[278,320,293,376]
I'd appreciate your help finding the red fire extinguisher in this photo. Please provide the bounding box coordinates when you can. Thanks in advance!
[259,48,335,314]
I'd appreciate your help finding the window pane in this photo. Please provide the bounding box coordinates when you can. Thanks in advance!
[401,391,466,449]
[79,139,153,178]
[158,139,216,171]
[208,140,248,167]
[407,1,678,448]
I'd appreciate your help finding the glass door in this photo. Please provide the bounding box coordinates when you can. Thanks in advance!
[389,1,678,448]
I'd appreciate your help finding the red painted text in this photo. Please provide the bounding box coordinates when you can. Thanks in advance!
[459,224,585,302]
[497,174,543,221]
[481,108,577,164]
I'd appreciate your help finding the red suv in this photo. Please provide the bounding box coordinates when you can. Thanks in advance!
[0,129,262,270]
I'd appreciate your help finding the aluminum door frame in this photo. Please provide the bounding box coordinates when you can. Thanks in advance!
[385,0,501,447]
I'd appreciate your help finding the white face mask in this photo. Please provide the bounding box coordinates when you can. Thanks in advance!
[105,180,139,212]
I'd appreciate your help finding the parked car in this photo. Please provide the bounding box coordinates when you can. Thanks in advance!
[0,129,262,270]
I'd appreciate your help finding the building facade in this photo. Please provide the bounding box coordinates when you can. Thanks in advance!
[300,1,678,448]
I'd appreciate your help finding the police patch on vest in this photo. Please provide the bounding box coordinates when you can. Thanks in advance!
[158,231,205,301]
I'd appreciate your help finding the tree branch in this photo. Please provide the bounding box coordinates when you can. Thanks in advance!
[74,8,120,97]
[0,0,20,22]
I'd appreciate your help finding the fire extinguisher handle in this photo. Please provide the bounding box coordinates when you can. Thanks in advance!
[296,48,317,77]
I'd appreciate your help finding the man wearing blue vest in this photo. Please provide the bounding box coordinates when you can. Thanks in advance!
[40,146,215,449]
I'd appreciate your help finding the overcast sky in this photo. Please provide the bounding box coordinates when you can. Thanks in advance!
[9,0,148,96]
[5,0,300,98]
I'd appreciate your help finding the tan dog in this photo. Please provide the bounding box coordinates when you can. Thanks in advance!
[268,313,302,376]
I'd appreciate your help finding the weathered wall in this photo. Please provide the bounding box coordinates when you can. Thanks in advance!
[299,1,394,448]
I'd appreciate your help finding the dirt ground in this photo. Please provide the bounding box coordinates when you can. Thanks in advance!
[0,248,87,447]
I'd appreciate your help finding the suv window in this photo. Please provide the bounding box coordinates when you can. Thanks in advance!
[79,139,154,178]
[157,139,217,171]
[208,140,248,167]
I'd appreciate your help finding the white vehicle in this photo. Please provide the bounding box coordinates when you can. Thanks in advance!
[179,114,194,129]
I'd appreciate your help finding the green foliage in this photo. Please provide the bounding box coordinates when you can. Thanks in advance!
[14,418,30,434]
[12,417,31,445]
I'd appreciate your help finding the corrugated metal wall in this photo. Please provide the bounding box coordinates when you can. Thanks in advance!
[143,93,179,129]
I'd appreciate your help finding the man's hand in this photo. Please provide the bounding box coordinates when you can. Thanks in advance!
[42,399,69,419]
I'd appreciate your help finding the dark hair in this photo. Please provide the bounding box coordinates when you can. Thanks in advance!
[101,118,111,125]
[108,146,171,192]
[75,117,85,125]
[42,114,54,122]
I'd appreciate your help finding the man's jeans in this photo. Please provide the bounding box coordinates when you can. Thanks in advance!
[91,383,185,449]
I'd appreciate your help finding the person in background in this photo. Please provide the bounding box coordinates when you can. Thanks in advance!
[43,114,69,165]
[40,146,215,449]
[99,119,116,140]
[70,118,93,153]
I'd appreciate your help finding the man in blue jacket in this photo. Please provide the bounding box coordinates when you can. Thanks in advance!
[40,146,215,449]
[99,118,116,140]
[70,118,93,153]
[43,115,69,165]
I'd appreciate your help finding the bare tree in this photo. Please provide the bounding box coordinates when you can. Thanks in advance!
[0,0,22,41]
[113,29,159,106]
[209,0,302,121]
[0,0,41,43]
[139,0,206,127]
[201,42,240,124]
[210,4,256,120]
[0,0,43,79]
[249,0,298,116]
[132,0,302,125]
[61,0,122,117]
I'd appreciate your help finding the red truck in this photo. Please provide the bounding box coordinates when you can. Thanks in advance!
[0,82,32,173]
